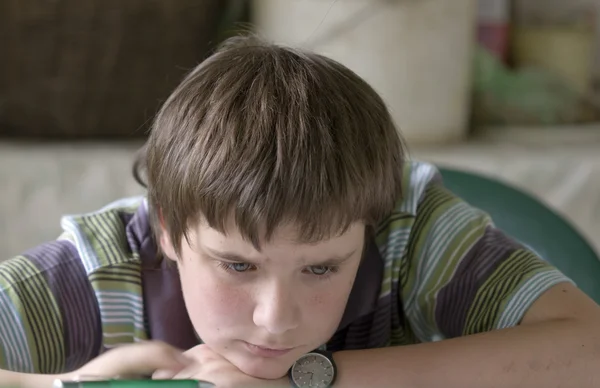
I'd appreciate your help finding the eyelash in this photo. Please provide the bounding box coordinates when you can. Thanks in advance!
[216,262,339,279]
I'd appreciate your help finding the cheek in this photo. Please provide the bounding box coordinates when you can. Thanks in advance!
[307,276,355,322]
[180,264,252,328]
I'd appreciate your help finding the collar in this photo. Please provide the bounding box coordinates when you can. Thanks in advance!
[127,204,383,350]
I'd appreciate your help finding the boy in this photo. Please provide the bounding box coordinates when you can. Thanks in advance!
[1,36,600,388]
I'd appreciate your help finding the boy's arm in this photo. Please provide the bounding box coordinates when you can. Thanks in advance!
[0,341,193,388]
[333,281,600,388]
[0,370,65,388]
[0,245,72,388]
[0,241,101,375]
[350,178,600,388]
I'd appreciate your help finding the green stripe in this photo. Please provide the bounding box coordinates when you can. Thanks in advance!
[390,324,418,346]
[375,216,413,296]
[1,258,64,373]
[87,213,121,266]
[73,208,138,268]
[89,264,142,286]
[0,260,31,371]
[74,205,147,347]
[420,212,488,330]
[402,185,459,300]
[464,250,547,334]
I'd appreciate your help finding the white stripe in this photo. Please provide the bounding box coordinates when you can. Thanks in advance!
[95,289,146,347]
[497,270,573,329]
[411,225,483,341]
[98,302,144,312]
[404,202,476,309]
[102,320,146,330]
[387,228,411,245]
[399,162,437,215]
[499,271,562,326]
[412,165,436,209]
[97,294,143,304]
[382,229,411,266]
[403,205,486,341]
[101,313,145,323]
[98,303,144,315]
[424,224,482,299]
[96,291,143,306]
[419,206,479,275]
[61,217,104,274]
[59,196,145,274]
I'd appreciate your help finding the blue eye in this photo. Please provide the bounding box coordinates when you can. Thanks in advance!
[309,266,331,275]
[230,263,252,272]
[218,262,254,273]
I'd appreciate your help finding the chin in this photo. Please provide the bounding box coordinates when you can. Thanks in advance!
[230,353,292,380]
[240,363,288,380]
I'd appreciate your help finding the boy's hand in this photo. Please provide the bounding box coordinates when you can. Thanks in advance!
[64,341,192,381]
[153,344,288,388]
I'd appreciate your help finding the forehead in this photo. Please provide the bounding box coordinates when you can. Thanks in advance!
[195,220,366,255]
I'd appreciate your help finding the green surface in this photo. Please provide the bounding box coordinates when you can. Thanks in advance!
[55,380,209,388]
[439,166,600,303]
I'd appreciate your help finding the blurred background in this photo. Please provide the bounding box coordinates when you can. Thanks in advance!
[0,0,599,259]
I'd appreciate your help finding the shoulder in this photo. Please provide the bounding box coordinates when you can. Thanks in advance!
[396,160,443,216]
[0,196,150,372]
[375,160,490,245]
[0,238,101,372]
[59,196,151,347]
[376,161,460,252]
[373,162,572,342]
[375,160,496,275]
[59,196,148,273]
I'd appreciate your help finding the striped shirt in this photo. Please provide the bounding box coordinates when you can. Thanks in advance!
[0,161,572,373]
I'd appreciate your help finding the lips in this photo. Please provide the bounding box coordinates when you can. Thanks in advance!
[244,341,295,358]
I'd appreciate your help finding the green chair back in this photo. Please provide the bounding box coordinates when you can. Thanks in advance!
[439,166,600,303]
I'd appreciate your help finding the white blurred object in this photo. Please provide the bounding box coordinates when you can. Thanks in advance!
[252,0,477,144]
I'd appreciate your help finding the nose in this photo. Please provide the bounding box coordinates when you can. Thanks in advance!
[253,279,300,335]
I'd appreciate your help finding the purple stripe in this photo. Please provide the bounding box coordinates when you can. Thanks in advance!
[24,240,102,372]
[435,226,523,338]
[330,293,393,350]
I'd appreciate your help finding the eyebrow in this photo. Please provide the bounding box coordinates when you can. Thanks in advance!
[203,247,358,266]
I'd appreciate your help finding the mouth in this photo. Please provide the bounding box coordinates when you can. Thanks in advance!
[244,341,295,358]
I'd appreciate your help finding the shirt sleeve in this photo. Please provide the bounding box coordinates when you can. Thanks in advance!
[400,181,574,342]
[0,240,101,373]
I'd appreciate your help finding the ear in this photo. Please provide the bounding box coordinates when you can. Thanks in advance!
[157,208,178,262]
[159,228,178,262]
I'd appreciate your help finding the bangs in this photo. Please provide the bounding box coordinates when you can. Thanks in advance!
[145,35,405,255]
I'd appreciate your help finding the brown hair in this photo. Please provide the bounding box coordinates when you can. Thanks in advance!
[134,35,406,254]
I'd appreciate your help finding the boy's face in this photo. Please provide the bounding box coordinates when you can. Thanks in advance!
[160,220,365,379]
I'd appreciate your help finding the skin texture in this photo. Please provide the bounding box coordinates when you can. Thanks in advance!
[330,281,600,388]
[160,220,365,380]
